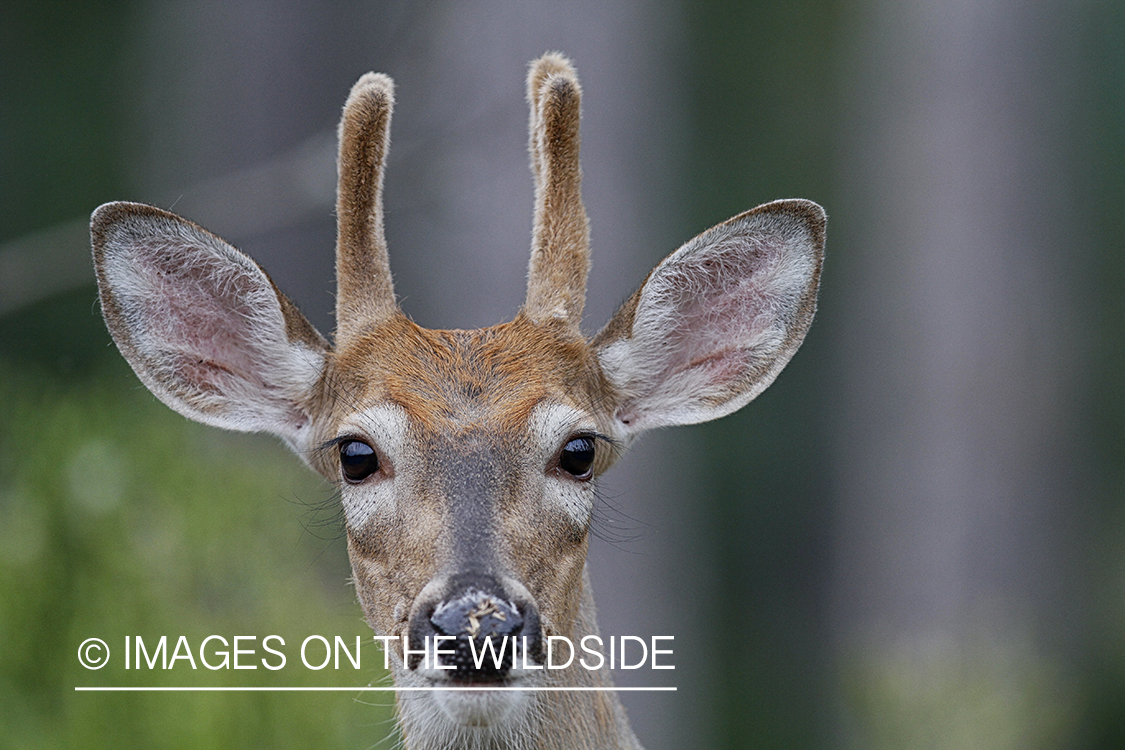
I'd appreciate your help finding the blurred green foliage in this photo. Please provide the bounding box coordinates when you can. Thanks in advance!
[0,296,394,748]
[840,631,1076,750]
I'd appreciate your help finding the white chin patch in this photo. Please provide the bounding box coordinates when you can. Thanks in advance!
[398,685,536,749]
[432,687,532,727]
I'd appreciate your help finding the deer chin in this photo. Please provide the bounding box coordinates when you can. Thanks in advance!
[395,673,539,749]
[432,684,534,728]
[403,664,542,729]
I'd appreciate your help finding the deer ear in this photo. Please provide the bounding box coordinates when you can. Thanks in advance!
[91,202,330,453]
[592,199,825,436]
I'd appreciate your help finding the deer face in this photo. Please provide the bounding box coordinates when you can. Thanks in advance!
[308,314,631,731]
[92,54,825,748]
[316,315,610,682]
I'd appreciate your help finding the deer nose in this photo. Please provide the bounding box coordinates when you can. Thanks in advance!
[431,589,523,640]
[415,582,540,681]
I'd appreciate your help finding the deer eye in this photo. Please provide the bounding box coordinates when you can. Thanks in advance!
[339,440,379,483]
[558,436,596,480]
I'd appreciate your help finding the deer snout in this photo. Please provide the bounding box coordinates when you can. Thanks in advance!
[410,577,542,682]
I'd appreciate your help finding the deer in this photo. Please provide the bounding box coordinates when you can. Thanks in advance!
[91,53,825,750]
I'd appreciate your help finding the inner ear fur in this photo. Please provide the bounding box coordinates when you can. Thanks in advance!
[592,199,825,435]
[91,201,330,451]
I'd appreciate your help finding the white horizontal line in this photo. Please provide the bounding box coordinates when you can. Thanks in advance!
[75,686,676,692]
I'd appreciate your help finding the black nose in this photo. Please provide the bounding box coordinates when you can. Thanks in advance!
[430,589,523,680]
[413,582,539,681]
[431,589,523,640]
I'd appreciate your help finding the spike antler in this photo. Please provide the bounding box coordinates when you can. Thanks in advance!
[523,53,590,329]
[335,72,397,343]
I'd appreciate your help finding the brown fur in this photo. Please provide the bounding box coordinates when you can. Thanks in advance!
[336,73,398,341]
[524,54,591,328]
[323,313,608,440]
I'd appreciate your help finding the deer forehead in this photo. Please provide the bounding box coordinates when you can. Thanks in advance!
[322,315,609,440]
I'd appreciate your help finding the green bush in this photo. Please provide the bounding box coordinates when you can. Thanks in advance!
[0,356,395,749]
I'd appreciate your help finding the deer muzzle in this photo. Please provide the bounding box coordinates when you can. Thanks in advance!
[409,573,543,682]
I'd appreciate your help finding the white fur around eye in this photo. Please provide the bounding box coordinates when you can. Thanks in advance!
[334,403,410,529]
[527,402,597,526]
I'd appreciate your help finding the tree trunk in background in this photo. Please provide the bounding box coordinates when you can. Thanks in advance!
[831,0,1089,746]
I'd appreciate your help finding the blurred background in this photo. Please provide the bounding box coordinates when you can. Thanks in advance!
[1,0,1122,748]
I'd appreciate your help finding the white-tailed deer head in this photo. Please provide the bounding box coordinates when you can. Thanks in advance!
[91,53,825,750]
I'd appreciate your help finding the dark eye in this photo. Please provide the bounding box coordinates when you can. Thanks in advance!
[558,436,596,479]
[339,440,379,483]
